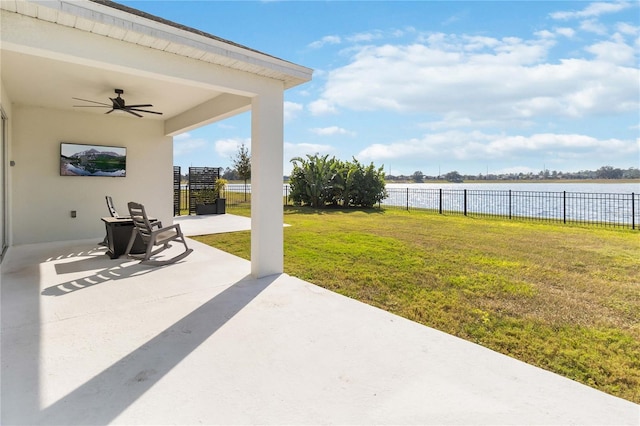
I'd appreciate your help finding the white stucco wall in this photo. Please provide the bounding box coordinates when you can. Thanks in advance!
[11,106,172,245]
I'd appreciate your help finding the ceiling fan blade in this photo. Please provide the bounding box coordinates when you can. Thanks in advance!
[72,97,111,106]
[128,108,163,115]
[105,109,115,115]
[124,109,143,118]
[126,104,153,108]
[108,97,122,108]
[73,105,111,108]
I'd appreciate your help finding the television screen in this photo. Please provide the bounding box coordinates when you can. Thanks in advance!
[60,143,126,177]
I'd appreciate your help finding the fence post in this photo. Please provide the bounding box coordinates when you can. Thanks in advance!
[439,189,442,214]
[563,191,566,224]
[406,187,409,211]
[633,193,636,230]
[509,190,512,220]
[464,189,467,216]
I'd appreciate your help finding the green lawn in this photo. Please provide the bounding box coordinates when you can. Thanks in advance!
[193,206,640,403]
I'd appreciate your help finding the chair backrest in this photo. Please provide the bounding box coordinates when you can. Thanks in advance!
[106,196,119,218]
[127,202,154,243]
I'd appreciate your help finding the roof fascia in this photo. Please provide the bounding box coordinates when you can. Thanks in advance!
[22,0,312,88]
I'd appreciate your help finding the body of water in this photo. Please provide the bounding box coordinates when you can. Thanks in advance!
[382,182,639,228]
[221,182,639,197]
[220,182,640,194]
[385,182,640,193]
[217,182,640,228]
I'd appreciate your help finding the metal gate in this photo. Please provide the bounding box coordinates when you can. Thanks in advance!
[173,166,181,216]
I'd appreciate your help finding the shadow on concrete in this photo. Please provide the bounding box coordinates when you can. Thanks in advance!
[44,258,169,296]
[37,273,277,425]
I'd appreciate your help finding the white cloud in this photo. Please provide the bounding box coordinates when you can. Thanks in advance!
[442,11,468,27]
[555,27,576,38]
[585,38,637,65]
[550,1,632,20]
[310,34,639,123]
[215,138,250,159]
[308,99,338,116]
[310,126,356,136]
[580,19,608,35]
[308,35,341,49]
[616,22,640,35]
[174,133,207,156]
[284,142,334,163]
[284,101,303,122]
[357,131,638,165]
[421,115,534,131]
[535,30,556,40]
[347,31,383,43]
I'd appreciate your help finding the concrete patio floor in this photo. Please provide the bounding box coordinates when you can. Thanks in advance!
[174,213,253,237]
[1,215,638,425]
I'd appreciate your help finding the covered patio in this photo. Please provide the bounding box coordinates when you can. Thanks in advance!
[1,222,637,424]
[1,0,312,277]
[2,2,638,423]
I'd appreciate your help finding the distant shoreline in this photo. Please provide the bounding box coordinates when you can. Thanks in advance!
[463,178,639,184]
[387,178,640,184]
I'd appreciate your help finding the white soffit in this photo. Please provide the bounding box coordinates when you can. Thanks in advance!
[2,0,313,89]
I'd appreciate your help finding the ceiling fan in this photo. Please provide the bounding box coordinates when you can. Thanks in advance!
[72,89,163,118]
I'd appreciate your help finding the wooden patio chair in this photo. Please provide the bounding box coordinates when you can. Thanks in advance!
[124,201,193,266]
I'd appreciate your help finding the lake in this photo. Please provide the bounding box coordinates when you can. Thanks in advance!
[221,182,640,228]
[222,182,640,194]
[382,182,640,228]
[386,182,640,194]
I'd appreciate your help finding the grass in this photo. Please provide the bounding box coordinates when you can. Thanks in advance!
[192,206,640,403]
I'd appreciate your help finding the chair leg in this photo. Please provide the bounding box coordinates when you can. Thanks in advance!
[138,235,192,266]
[124,228,138,257]
[140,248,193,266]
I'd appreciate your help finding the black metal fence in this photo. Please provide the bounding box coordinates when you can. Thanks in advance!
[175,183,252,215]
[176,183,639,230]
[173,166,181,216]
[380,188,639,230]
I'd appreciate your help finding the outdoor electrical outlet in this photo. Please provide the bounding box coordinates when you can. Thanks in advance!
[71,210,77,218]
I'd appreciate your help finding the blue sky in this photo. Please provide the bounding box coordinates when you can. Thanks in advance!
[120,0,639,177]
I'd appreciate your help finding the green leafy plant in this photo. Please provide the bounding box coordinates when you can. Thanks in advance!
[215,178,228,199]
[195,178,228,205]
[289,154,387,208]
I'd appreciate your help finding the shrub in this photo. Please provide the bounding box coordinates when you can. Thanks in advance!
[290,154,387,208]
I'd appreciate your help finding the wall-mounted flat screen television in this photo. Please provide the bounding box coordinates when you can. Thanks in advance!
[60,143,126,177]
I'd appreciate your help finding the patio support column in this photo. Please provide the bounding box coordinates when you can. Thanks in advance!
[250,83,284,278]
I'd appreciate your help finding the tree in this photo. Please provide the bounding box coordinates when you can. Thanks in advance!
[623,167,640,179]
[222,167,238,180]
[233,143,251,201]
[596,166,623,179]
[412,171,424,183]
[444,171,463,183]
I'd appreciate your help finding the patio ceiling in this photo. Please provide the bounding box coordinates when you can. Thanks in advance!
[1,0,312,132]
[1,49,222,121]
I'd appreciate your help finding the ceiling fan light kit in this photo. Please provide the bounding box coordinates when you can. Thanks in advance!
[72,89,163,118]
